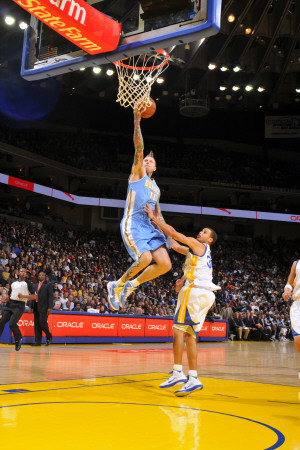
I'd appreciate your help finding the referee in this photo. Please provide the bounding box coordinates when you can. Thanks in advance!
[0,268,36,351]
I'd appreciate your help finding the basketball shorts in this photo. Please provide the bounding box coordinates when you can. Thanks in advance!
[290,300,300,336]
[121,217,167,261]
[173,284,215,338]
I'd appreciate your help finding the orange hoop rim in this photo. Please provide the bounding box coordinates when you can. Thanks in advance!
[113,49,169,71]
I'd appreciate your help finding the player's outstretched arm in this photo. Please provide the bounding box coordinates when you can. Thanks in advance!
[282,261,296,301]
[144,203,204,254]
[130,109,146,181]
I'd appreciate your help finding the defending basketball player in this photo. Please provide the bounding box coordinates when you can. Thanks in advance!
[107,110,171,310]
[282,260,300,380]
[144,203,220,396]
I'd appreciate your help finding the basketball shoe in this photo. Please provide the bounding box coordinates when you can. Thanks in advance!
[107,281,122,311]
[160,370,187,388]
[174,376,203,397]
[119,281,137,308]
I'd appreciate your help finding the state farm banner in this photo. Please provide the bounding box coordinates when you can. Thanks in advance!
[14,313,227,341]
[13,0,121,55]
[265,116,300,138]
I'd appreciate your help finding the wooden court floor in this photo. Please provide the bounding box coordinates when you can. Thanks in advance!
[0,341,299,450]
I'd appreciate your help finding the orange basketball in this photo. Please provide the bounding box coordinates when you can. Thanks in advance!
[141,98,156,118]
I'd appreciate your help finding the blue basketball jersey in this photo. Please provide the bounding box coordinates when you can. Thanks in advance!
[123,174,160,222]
[120,174,166,261]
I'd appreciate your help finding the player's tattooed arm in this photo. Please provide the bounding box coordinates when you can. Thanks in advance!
[131,110,145,176]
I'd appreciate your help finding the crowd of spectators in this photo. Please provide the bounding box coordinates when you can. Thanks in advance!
[1,125,299,191]
[0,216,298,342]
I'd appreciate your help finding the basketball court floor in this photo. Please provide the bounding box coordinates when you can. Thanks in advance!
[0,341,299,450]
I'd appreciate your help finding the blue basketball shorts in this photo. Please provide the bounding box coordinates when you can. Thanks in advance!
[120,217,167,261]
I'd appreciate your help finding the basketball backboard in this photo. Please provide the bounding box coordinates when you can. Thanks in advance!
[21,0,222,80]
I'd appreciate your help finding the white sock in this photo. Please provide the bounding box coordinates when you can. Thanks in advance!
[188,370,198,378]
[131,279,140,288]
[173,364,182,372]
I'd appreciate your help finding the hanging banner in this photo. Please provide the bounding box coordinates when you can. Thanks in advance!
[13,0,121,55]
[265,116,300,138]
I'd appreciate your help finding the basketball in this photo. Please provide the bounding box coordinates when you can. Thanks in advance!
[141,98,156,118]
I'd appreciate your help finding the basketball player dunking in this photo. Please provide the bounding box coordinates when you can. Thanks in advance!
[107,110,171,310]
[144,203,220,396]
[282,260,300,380]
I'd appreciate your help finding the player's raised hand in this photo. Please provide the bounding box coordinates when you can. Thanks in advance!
[143,203,154,219]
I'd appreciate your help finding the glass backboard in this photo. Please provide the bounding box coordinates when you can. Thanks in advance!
[21,0,222,80]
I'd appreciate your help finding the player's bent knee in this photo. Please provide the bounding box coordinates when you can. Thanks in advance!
[159,260,172,274]
[140,252,152,266]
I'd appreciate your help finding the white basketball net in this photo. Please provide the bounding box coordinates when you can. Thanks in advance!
[113,49,169,111]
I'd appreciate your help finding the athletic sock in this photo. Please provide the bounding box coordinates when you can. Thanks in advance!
[188,370,198,378]
[173,364,182,372]
[131,279,140,288]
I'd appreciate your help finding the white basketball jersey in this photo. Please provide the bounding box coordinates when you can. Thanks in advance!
[183,244,220,291]
[293,260,300,301]
[10,280,30,302]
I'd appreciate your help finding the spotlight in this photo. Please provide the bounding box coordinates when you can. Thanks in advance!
[208,63,217,70]
[257,86,265,92]
[19,21,28,30]
[233,65,241,72]
[146,76,152,83]
[93,67,101,74]
[79,67,86,71]
[133,74,140,80]
[296,88,300,93]
[232,86,240,91]
[245,85,253,91]
[156,77,164,84]
[5,16,15,25]
[228,14,235,23]
[220,66,229,72]
[245,28,252,35]
[106,69,114,76]
[219,86,227,91]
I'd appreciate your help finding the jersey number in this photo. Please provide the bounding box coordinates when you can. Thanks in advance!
[150,191,156,201]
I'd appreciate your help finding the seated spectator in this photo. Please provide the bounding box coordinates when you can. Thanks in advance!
[231,312,250,341]
[53,300,62,310]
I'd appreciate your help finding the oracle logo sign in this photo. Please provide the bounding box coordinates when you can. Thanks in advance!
[57,321,84,328]
[148,325,167,331]
[13,0,121,55]
[211,326,226,332]
[121,323,142,330]
[18,319,34,327]
[118,318,145,337]
[92,322,115,329]
[145,319,169,337]
[290,216,300,222]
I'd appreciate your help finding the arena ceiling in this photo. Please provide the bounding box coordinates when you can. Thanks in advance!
[0,0,300,117]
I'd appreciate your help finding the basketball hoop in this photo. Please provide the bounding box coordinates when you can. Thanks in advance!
[113,49,169,111]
